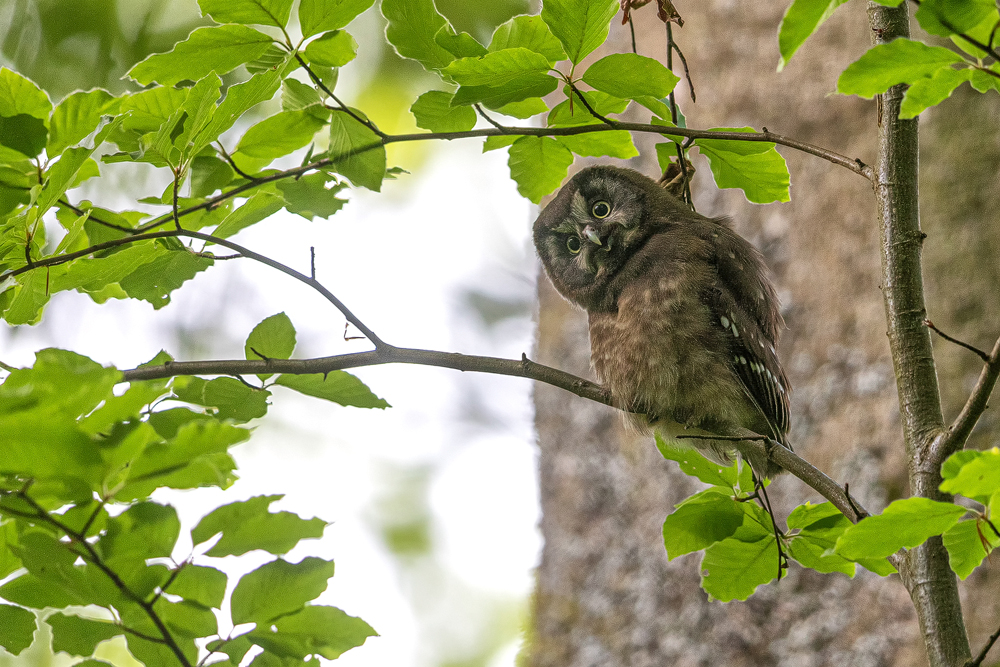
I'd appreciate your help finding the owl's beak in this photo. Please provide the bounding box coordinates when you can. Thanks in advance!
[582,225,602,246]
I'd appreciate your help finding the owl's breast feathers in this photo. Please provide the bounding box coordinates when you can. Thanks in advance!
[588,216,790,448]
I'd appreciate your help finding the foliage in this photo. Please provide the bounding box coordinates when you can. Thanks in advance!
[0,0,998,663]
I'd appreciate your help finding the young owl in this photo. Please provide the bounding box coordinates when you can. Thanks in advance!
[533,165,790,476]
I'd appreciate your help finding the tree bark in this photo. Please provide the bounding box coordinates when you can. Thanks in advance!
[529,2,998,666]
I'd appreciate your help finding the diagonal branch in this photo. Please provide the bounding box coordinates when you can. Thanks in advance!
[931,335,1000,467]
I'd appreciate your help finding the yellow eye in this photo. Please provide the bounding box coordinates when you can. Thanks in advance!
[591,201,611,218]
[566,236,582,254]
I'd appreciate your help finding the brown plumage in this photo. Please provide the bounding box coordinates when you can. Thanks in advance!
[533,165,790,476]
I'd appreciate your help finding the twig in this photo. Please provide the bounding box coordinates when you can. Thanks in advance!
[216,142,259,182]
[925,319,990,362]
[474,104,509,132]
[908,0,1000,62]
[567,83,615,125]
[628,14,638,54]
[665,21,693,208]
[676,434,769,442]
[671,41,696,103]
[3,491,193,667]
[171,171,181,231]
[932,335,1000,466]
[967,621,1000,667]
[294,53,387,138]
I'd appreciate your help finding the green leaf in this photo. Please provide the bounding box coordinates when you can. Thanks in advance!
[248,605,376,659]
[435,24,488,59]
[969,65,1000,93]
[489,15,566,64]
[951,7,1000,57]
[444,48,551,88]
[777,0,850,71]
[47,613,120,656]
[4,270,50,325]
[119,248,214,309]
[582,53,680,100]
[915,0,996,37]
[199,0,294,27]
[483,135,520,152]
[327,109,386,191]
[940,448,1000,499]
[787,535,856,575]
[695,129,790,204]
[410,91,477,132]
[943,518,999,579]
[276,172,348,219]
[154,597,219,638]
[213,192,285,239]
[192,495,327,557]
[236,109,328,161]
[101,502,181,566]
[275,371,389,408]
[0,604,35,655]
[556,131,638,158]
[246,312,297,372]
[0,69,52,151]
[78,378,169,435]
[119,418,247,499]
[190,155,235,197]
[541,0,618,64]
[662,490,745,559]
[300,0,376,36]
[199,69,283,149]
[701,528,778,601]
[167,565,228,609]
[834,496,968,560]
[0,113,47,158]
[128,25,275,86]
[282,79,322,111]
[507,135,574,204]
[837,38,964,99]
[899,67,972,118]
[656,435,738,488]
[547,91,629,126]
[231,557,335,624]
[786,501,844,530]
[382,0,455,71]
[305,30,359,67]
[452,73,558,109]
[493,97,549,119]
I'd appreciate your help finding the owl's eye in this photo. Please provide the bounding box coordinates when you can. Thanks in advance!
[566,236,582,254]
[591,201,611,218]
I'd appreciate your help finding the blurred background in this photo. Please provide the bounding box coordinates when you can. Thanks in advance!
[0,0,543,665]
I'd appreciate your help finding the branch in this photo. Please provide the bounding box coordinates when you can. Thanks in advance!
[122,347,869,522]
[968,621,1000,667]
[932,334,1000,466]
[869,3,970,665]
[2,491,192,667]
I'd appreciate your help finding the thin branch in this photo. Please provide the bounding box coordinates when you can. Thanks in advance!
[295,53,387,138]
[908,0,1000,62]
[121,347,869,523]
[4,491,192,667]
[671,41,696,103]
[968,621,1000,667]
[171,171,181,231]
[474,104,509,132]
[567,83,615,125]
[215,142,259,182]
[925,319,990,361]
[64,121,869,236]
[932,335,1000,466]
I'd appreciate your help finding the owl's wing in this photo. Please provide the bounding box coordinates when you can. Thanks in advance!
[705,228,791,443]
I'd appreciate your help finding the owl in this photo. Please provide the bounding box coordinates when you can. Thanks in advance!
[533,165,790,477]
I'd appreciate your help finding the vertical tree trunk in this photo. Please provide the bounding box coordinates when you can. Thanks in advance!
[529,2,999,665]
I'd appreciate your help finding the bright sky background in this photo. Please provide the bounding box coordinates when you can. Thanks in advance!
[1,138,543,666]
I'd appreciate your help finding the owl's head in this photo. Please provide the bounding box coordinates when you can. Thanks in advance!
[533,165,675,309]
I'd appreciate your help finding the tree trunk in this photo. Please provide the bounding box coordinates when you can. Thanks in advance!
[529,2,999,666]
